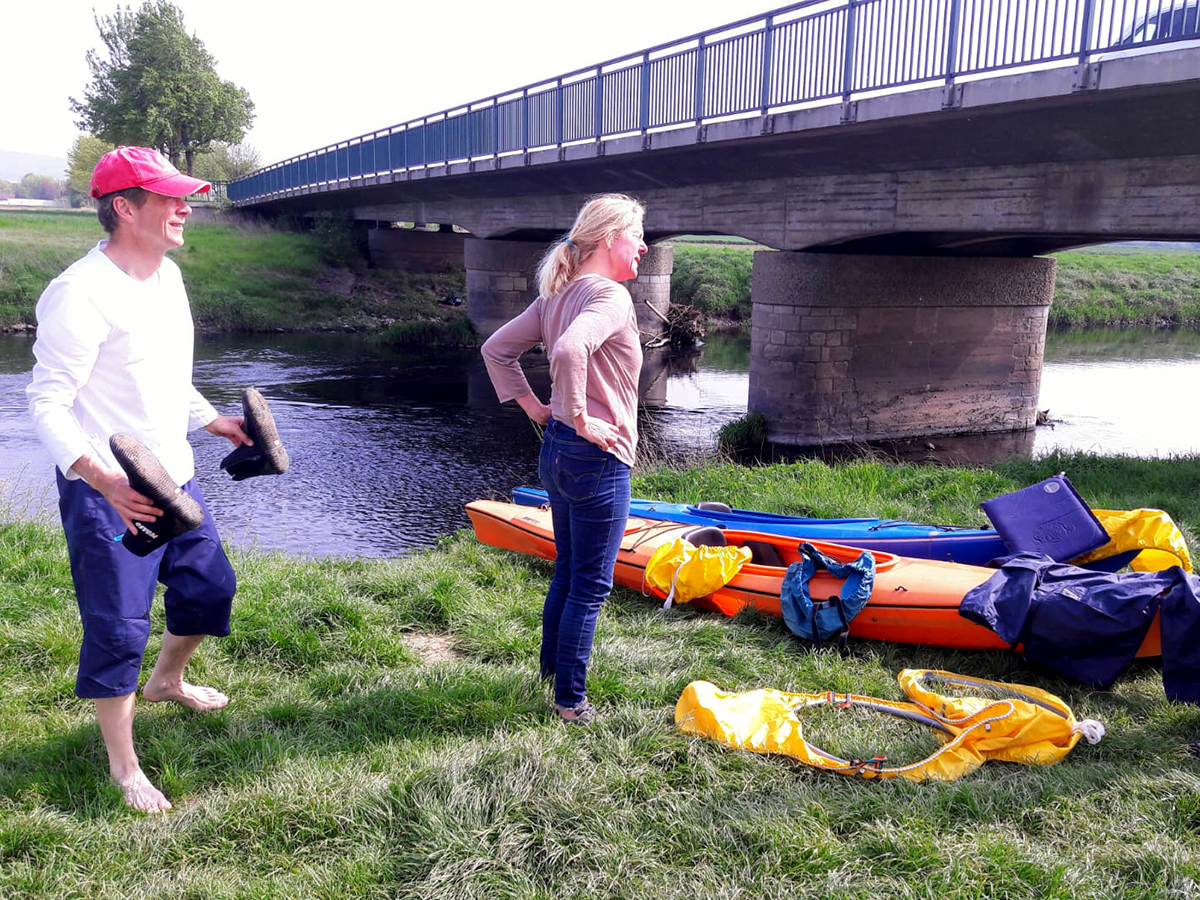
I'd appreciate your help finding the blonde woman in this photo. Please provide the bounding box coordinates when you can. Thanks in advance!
[482,193,647,725]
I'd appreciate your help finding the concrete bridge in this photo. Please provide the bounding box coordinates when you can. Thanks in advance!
[231,0,1200,446]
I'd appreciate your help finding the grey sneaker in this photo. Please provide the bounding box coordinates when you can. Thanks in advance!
[555,700,595,726]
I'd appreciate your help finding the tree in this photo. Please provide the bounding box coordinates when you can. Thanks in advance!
[66,135,115,202]
[192,141,261,182]
[17,174,63,201]
[0,179,14,200]
[71,1,254,175]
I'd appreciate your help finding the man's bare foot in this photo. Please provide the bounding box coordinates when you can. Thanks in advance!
[142,680,229,711]
[114,768,172,812]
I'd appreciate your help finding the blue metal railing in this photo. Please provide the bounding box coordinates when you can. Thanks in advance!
[229,0,1200,204]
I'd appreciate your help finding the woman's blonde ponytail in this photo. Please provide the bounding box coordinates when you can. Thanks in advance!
[536,193,645,299]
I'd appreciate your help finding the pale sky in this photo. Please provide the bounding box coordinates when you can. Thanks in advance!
[2,0,783,166]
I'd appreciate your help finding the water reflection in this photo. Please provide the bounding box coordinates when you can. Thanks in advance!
[639,340,751,460]
[1043,327,1200,362]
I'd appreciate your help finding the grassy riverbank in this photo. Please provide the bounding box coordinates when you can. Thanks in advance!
[670,243,756,328]
[669,242,1200,330]
[0,209,467,334]
[2,452,1198,898]
[1051,246,1200,328]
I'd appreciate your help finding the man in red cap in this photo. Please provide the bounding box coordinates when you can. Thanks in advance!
[26,146,251,812]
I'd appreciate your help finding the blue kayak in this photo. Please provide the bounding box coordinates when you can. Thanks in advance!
[511,486,1011,565]
[513,488,1140,570]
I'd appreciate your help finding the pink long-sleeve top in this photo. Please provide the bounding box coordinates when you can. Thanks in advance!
[481,273,643,468]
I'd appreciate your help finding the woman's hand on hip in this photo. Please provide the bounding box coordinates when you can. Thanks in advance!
[515,392,552,425]
[573,413,620,452]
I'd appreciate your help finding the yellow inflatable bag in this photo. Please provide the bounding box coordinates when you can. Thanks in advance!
[644,538,752,609]
[1073,508,1193,573]
[675,669,1104,782]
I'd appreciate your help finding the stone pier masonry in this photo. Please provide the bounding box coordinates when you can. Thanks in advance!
[624,244,673,342]
[750,253,1055,445]
[463,239,541,340]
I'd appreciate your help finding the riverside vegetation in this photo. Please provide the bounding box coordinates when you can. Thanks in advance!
[1,451,1198,899]
[0,209,469,340]
[5,210,1199,335]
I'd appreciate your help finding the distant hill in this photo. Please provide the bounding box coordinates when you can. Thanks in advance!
[0,149,69,182]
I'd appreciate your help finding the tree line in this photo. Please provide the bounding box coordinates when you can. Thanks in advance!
[65,0,258,202]
[0,174,66,203]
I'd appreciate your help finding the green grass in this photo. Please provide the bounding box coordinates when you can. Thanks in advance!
[717,411,769,457]
[670,244,756,325]
[2,454,1199,898]
[375,313,478,349]
[669,234,761,246]
[0,210,101,325]
[0,210,467,334]
[1051,248,1200,328]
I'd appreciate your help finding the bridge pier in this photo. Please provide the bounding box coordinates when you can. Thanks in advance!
[749,252,1055,446]
[627,244,673,342]
[367,226,466,272]
[466,239,674,341]
[465,238,544,339]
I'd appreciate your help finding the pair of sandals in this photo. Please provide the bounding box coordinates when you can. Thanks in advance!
[109,388,289,557]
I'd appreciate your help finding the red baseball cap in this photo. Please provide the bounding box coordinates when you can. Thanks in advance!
[90,146,211,199]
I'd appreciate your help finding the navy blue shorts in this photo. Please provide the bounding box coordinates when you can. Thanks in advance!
[56,470,236,699]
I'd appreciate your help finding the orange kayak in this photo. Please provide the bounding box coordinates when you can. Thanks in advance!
[466,499,1162,657]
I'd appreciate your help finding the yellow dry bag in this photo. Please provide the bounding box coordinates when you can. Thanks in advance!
[644,537,752,609]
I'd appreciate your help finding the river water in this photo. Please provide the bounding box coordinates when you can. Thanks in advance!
[1036,328,1200,458]
[1,327,1196,557]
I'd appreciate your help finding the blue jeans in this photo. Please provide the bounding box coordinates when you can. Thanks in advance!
[538,419,631,708]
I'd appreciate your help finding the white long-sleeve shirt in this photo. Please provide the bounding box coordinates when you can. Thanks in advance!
[26,242,218,486]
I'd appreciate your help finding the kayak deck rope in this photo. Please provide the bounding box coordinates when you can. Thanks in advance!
[625,520,690,553]
[791,690,1012,778]
[867,519,986,533]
